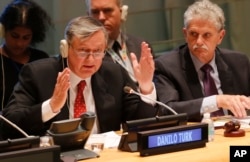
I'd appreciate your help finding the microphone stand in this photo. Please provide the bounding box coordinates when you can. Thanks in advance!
[124,86,178,115]
[0,115,30,137]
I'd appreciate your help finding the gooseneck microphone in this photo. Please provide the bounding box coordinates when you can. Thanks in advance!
[0,115,32,138]
[123,86,178,115]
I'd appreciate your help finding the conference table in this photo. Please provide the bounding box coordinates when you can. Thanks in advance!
[81,126,250,162]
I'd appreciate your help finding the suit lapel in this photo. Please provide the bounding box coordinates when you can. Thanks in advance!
[123,34,133,60]
[91,71,116,123]
[123,34,141,60]
[180,46,204,98]
[91,71,120,132]
[91,72,108,110]
[215,49,234,94]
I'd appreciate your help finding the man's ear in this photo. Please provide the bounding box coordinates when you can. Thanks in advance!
[217,29,226,45]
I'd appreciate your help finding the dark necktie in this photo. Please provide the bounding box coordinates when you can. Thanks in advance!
[112,41,121,55]
[74,80,86,118]
[201,64,224,116]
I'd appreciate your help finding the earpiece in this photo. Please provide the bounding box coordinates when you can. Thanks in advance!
[0,23,5,38]
[60,39,68,58]
[121,5,128,22]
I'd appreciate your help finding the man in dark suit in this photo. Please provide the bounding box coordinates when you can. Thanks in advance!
[85,0,154,82]
[1,16,156,139]
[154,0,250,122]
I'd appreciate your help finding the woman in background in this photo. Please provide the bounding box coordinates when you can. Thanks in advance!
[0,0,53,111]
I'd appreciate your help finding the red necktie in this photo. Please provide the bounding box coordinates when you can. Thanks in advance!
[74,80,86,118]
[201,64,224,116]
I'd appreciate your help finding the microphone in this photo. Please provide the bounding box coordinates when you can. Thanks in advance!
[123,86,178,115]
[0,115,33,138]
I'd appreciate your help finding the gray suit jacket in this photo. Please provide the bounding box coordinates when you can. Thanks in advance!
[154,44,250,121]
[2,56,156,139]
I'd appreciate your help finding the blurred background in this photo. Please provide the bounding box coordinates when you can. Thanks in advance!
[0,0,249,57]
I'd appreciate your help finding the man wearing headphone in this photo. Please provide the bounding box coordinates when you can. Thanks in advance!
[85,0,154,83]
[1,16,157,139]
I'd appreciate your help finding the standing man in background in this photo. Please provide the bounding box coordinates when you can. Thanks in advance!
[85,0,154,83]
[154,0,250,122]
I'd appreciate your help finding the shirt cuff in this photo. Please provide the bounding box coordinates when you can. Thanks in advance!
[42,99,60,122]
[140,83,157,105]
[201,95,219,114]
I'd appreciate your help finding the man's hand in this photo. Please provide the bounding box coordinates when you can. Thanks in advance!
[217,95,250,118]
[49,68,70,113]
[131,42,155,94]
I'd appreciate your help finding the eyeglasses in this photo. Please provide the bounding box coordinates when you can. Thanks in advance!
[71,46,105,59]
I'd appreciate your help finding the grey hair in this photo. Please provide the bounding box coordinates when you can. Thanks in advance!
[184,0,225,31]
[64,16,108,45]
[85,0,123,11]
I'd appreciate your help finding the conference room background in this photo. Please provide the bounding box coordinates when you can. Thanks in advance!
[0,0,249,57]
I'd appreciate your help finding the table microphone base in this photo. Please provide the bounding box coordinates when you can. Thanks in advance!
[61,148,99,161]
[224,129,245,137]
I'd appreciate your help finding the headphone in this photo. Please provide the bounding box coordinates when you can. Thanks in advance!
[60,39,68,58]
[121,5,128,22]
[59,39,69,72]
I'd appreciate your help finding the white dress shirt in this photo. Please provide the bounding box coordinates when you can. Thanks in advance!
[190,53,228,115]
[41,71,157,134]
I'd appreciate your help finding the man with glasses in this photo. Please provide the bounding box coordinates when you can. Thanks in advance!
[1,16,156,139]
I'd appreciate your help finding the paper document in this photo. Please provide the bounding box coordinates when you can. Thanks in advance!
[86,131,121,149]
[213,116,250,129]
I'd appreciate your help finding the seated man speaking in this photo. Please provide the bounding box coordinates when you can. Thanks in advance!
[1,16,156,139]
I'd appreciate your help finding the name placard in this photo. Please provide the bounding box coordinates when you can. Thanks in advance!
[137,123,208,156]
[148,128,202,148]
[0,145,61,162]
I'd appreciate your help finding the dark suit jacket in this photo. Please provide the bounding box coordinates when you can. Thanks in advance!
[104,33,155,62]
[154,44,250,122]
[2,56,156,139]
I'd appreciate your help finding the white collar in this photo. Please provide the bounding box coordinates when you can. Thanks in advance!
[70,71,91,89]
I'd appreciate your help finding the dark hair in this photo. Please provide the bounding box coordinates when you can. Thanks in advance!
[0,0,53,45]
